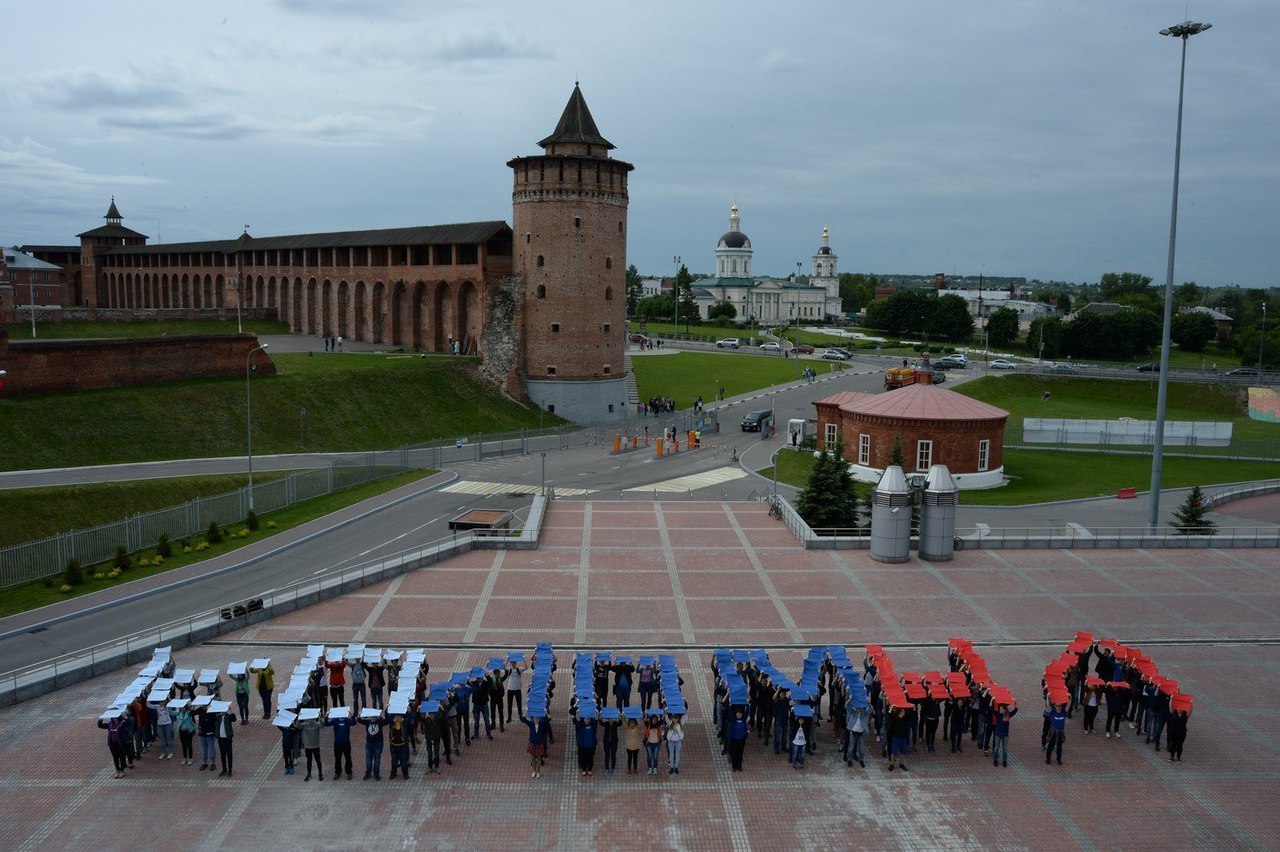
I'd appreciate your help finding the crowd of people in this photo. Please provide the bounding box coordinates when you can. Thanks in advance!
[98,637,1193,782]
[642,396,677,415]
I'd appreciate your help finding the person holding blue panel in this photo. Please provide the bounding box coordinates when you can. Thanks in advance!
[521,711,551,778]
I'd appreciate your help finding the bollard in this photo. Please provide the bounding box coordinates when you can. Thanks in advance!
[687,431,694,448]
[673,438,680,453]
[656,440,664,458]
[613,434,621,453]
[631,436,637,449]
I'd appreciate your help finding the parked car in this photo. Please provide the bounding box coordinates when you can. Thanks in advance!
[989,359,1017,370]
[935,357,966,369]
[931,371,947,384]
[946,352,969,364]
[795,343,815,354]
[628,333,650,344]
[1137,362,1160,372]
[716,338,740,349]
[822,348,850,360]
[1049,362,1080,374]
[760,342,782,352]
[740,409,773,432]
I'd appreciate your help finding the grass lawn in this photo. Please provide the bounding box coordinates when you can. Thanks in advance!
[5,318,290,339]
[956,375,1277,441]
[0,352,556,471]
[632,352,847,405]
[756,449,1276,505]
[0,469,433,618]
[0,473,292,548]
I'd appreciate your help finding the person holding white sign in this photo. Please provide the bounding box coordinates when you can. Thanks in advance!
[359,708,385,780]
[251,659,275,720]
[299,709,324,781]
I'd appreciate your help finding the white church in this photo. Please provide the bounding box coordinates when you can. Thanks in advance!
[692,204,844,323]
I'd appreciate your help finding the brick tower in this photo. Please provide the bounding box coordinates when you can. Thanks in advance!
[508,85,634,424]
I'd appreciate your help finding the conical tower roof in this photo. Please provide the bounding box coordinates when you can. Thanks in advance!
[538,84,614,150]
[105,198,123,222]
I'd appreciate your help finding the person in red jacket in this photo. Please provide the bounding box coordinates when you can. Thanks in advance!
[325,657,347,708]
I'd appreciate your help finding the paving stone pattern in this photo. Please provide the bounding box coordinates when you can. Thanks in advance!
[2,501,1278,851]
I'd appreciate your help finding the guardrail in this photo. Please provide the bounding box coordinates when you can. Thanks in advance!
[798,521,1279,550]
[0,495,547,709]
[1202,479,1280,510]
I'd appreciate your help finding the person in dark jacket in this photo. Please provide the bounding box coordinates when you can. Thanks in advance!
[727,709,749,772]
[1149,688,1172,750]
[574,714,599,777]
[276,715,297,775]
[472,675,493,741]
[1044,701,1067,765]
[521,713,551,778]
[387,715,410,780]
[214,708,236,777]
[989,703,1018,768]
[1103,682,1127,738]
[945,697,967,753]
[886,706,911,772]
[99,715,130,778]
[421,705,444,773]
[1166,709,1189,762]
[601,713,620,774]
[359,712,384,780]
[195,704,218,771]
[325,710,355,779]
[488,668,507,732]
[921,695,941,753]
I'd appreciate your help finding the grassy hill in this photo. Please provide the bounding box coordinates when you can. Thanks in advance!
[0,353,555,471]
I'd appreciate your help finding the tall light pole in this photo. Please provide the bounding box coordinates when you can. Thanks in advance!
[1149,19,1212,532]
[245,343,269,512]
[28,273,38,338]
[672,255,681,339]
[1259,302,1268,373]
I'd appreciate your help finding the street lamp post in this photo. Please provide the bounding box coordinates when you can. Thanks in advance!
[672,255,681,341]
[245,343,269,512]
[28,275,38,338]
[1259,302,1268,374]
[1149,19,1212,532]
[790,303,799,381]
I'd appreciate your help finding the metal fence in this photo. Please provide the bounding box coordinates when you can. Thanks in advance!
[0,460,407,589]
[1005,421,1280,461]
[0,495,547,709]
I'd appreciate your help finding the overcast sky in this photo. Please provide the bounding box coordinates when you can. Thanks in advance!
[2,1,1276,288]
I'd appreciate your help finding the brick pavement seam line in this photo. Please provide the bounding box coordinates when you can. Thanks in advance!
[687,651,752,852]
[653,504,698,644]
[1055,550,1221,638]
[985,550,1215,640]
[0,470,458,643]
[353,574,407,643]
[910,555,1018,642]
[575,504,592,644]
[197,730,286,852]
[1141,549,1279,623]
[16,765,108,852]
[461,551,505,645]
[824,550,913,642]
[720,504,804,643]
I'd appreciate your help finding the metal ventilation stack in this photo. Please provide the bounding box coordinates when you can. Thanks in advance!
[870,464,913,563]
[919,464,960,561]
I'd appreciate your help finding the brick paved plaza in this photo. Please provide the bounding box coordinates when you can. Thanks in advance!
[2,502,1278,850]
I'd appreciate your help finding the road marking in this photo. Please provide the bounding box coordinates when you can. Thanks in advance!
[624,466,747,493]
[440,480,594,496]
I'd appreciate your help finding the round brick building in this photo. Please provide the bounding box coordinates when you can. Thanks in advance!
[814,382,1010,489]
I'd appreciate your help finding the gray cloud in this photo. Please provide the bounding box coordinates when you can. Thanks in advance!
[36,67,188,111]
[99,111,264,141]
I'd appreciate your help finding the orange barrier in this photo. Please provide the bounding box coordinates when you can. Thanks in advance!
[613,434,621,453]
[1117,487,1137,499]
[656,440,664,458]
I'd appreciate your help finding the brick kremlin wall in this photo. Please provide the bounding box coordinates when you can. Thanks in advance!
[0,329,276,397]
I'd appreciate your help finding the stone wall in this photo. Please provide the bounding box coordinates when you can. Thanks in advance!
[0,330,276,397]
[479,274,526,401]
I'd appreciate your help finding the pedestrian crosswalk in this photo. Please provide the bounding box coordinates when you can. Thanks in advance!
[441,480,595,497]
[625,466,748,493]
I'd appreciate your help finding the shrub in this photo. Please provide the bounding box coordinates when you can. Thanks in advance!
[157,533,172,559]
[114,545,131,572]
[266,520,278,529]
[42,577,54,588]
[154,555,164,564]
[239,528,250,538]
[246,510,260,532]
[183,545,192,553]
[60,584,73,593]
[109,568,122,578]
[63,558,84,586]
[206,521,223,544]
[94,571,106,579]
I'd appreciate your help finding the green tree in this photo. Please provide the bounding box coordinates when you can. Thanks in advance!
[889,433,905,468]
[625,264,643,315]
[985,307,1020,348]
[1174,281,1203,308]
[795,437,861,531]
[1056,292,1072,315]
[1105,309,1161,359]
[1026,316,1064,359]
[63,557,85,586]
[1170,310,1216,353]
[930,293,975,343]
[707,300,737,322]
[674,264,697,331]
[838,273,876,314]
[1099,271,1154,302]
[636,294,674,321]
[1171,485,1216,535]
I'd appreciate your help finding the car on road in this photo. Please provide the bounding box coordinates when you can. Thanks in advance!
[628,333,650,344]
[935,357,966,369]
[740,409,773,432]
[1137,362,1160,372]
[716,338,740,349]
[1049,362,1080,374]
[760,342,782,352]
[1226,367,1258,376]
[931,371,947,384]
[989,358,1017,370]
[822,348,850,360]
[795,343,815,355]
